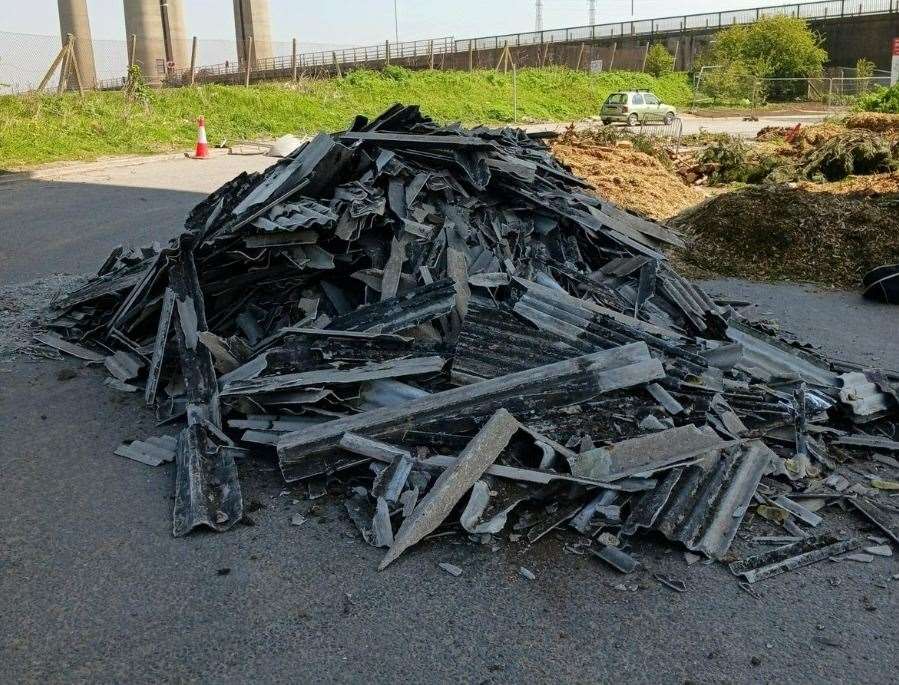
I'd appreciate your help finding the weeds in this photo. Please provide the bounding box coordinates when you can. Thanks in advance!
[0,67,694,169]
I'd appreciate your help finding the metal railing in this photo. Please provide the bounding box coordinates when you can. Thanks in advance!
[635,117,684,154]
[193,37,455,80]
[455,0,897,51]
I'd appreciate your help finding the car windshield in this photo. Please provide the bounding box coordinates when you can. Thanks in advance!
[645,94,659,104]
[605,94,627,104]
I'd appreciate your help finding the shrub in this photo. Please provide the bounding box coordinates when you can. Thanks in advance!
[381,65,411,82]
[697,16,828,101]
[856,84,899,113]
[700,61,758,102]
[644,44,675,78]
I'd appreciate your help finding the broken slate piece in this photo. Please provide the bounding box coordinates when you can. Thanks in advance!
[573,425,728,481]
[345,488,376,545]
[114,438,176,467]
[773,496,823,528]
[34,333,105,362]
[372,496,394,548]
[851,498,899,545]
[104,350,143,382]
[371,452,414,505]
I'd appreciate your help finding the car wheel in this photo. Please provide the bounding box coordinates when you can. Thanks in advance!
[663,111,675,125]
[627,113,639,127]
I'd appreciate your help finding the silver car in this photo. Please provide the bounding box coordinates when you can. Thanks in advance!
[601,91,677,126]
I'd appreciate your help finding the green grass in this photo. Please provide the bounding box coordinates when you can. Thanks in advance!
[0,67,693,170]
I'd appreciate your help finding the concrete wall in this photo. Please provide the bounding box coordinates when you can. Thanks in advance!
[57,0,97,89]
[812,14,899,70]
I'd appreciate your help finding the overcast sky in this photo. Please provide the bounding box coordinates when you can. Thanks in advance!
[6,0,770,46]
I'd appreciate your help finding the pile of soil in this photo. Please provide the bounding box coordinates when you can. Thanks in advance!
[552,140,706,220]
[671,185,899,287]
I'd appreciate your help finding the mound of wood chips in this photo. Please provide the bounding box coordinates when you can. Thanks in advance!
[672,184,899,287]
[552,139,705,220]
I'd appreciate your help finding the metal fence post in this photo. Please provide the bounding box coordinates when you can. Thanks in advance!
[292,38,297,83]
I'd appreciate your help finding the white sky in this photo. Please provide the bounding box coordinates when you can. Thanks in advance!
[5,0,774,46]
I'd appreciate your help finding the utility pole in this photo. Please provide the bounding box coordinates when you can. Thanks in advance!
[393,0,399,44]
[588,0,596,25]
[535,0,544,31]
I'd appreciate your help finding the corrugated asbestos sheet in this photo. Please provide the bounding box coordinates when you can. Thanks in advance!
[452,298,577,383]
[726,321,841,388]
[622,440,774,559]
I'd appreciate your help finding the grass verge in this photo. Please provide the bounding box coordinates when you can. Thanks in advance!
[0,67,692,170]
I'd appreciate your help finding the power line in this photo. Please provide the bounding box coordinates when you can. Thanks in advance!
[535,0,544,32]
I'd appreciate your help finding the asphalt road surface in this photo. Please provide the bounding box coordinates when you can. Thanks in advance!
[1,151,896,684]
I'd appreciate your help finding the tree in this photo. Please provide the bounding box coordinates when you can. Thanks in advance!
[698,16,828,100]
[644,44,674,77]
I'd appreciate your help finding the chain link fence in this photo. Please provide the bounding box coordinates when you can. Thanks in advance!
[0,31,358,93]
[691,66,895,110]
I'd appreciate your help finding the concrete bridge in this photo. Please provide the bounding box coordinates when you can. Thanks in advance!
[189,0,899,87]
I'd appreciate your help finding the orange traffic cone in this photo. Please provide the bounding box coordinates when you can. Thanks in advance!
[193,115,210,159]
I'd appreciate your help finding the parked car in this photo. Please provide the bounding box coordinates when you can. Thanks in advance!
[600,91,677,126]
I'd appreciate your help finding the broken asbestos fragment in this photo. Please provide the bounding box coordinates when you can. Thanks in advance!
[729,534,864,583]
[278,343,662,480]
[572,425,729,481]
[380,409,519,569]
[172,423,243,537]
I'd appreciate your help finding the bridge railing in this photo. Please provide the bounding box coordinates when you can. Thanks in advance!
[192,36,456,81]
[454,0,897,52]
